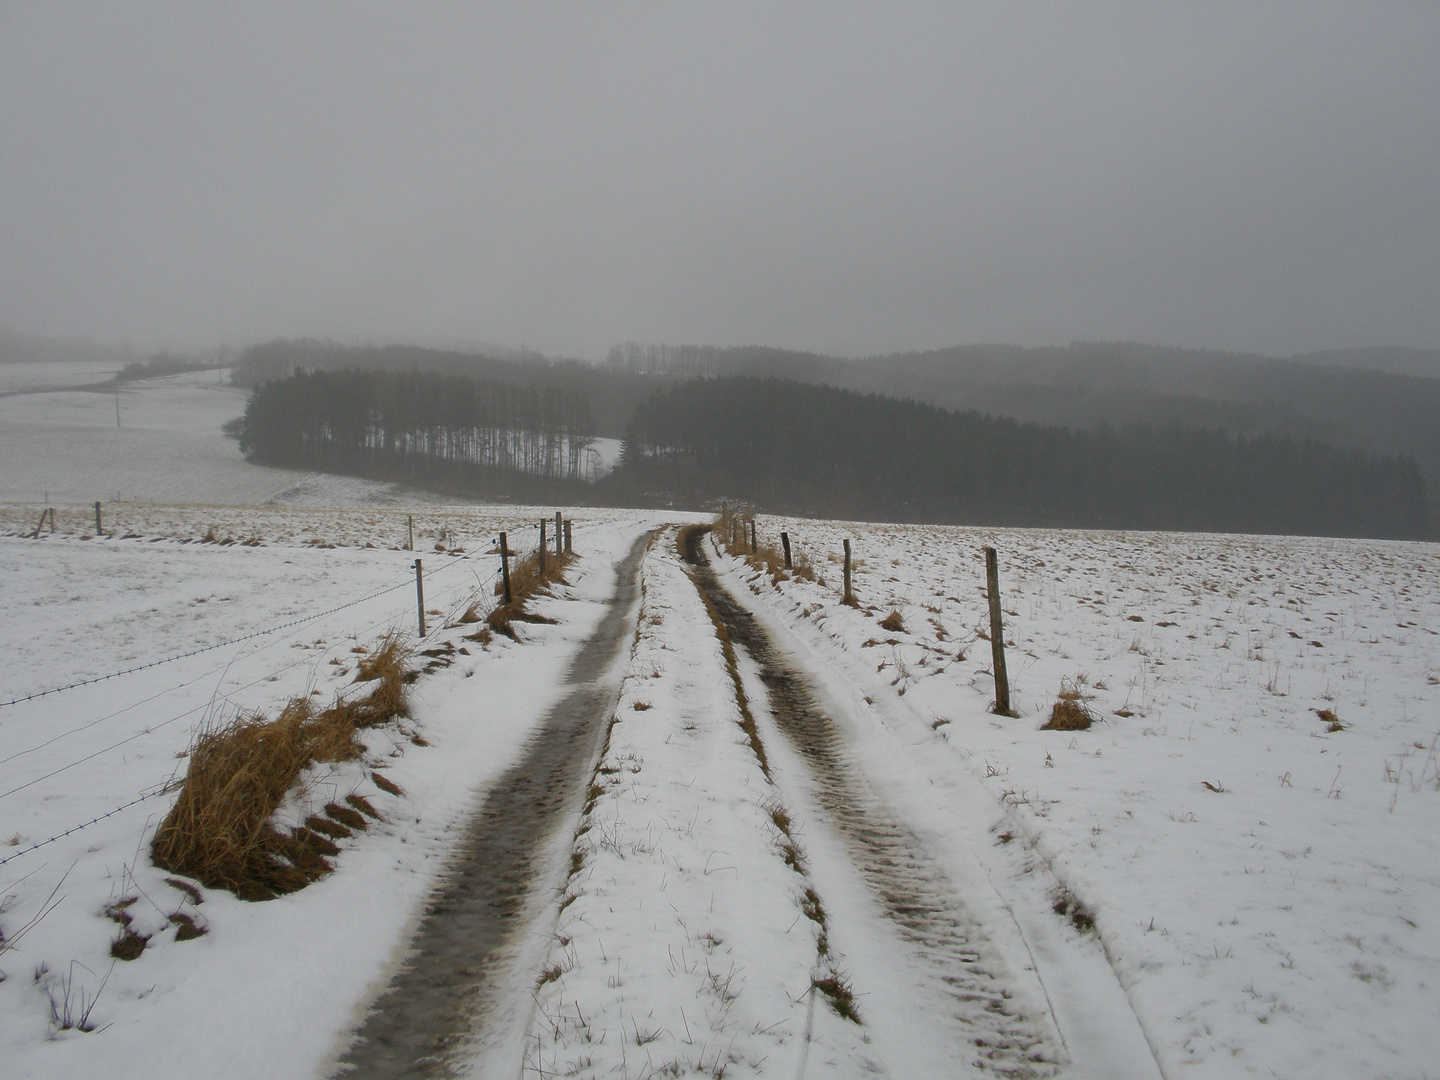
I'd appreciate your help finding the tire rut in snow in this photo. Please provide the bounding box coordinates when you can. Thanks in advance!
[333,533,649,1079]
[680,527,1059,1078]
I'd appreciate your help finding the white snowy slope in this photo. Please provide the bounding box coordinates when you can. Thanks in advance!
[0,506,662,1079]
[2,365,1437,1078]
[711,518,1440,1080]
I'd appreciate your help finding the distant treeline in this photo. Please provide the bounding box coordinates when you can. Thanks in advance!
[238,369,597,486]
[623,378,1433,540]
[234,338,662,439]
[233,364,1433,539]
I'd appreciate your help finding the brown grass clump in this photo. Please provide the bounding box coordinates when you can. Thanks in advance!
[1315,708,1345,732]
[151,699,360,899]
[347,633,410,726]
[812,968,862,1023]
[1042,698,1095,731]
[487,549,573,638]
[151,639,413,900]
[1041,677,1100,730]
[372,771,404,797]
[879,610,905,633]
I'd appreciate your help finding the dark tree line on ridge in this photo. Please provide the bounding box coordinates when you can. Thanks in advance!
[235,368,1433,540]
[622,378,1433,540]
[237,369,598,486]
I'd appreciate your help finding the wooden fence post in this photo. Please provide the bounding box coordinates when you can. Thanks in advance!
[407,515,414,552]
[843,538,854,604]
[499,532,512,604]
[564,520,572,554]
[539,518,547,573]
[984,546,1013,716]
[94,501,102,536]
[555,511,563,557]
[750,518,757,554]
[781,531,791,569]
[414,559,427,637]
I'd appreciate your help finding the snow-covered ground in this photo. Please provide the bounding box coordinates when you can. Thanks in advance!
[2,506,1436,1078]
[2,373,1438,1078]
[0,368,426,506]
[712,518,1440,1078]
[0,362,124,394]
[0,504,670,1078]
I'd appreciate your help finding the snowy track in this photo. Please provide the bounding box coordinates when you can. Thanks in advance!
[681,527,1062,1077]
[336,534,650,1077]
[505,526,1137,1078]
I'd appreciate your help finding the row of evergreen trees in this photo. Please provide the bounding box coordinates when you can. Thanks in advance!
[622,378,1433,539]
[235,369,1433,539]
[238,369,597,482]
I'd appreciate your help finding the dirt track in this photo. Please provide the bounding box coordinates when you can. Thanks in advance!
[334,533,648,1079]
[679,526,1060,1077]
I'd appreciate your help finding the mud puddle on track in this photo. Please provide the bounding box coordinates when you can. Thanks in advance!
[333,533,650,1079]
[681,527,1061,1078]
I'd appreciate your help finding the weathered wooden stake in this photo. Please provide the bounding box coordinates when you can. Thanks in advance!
[407,515,414,551]
[94,501,103,536]
[564,520,572,554]
[984,546,1012,716]
[414,559,427,637]
[750,518,757,553]
[499,532,512,604]
[781,531,792,569]
[843,538,854,604]
[555,511,563,556]
[539,518,548,573]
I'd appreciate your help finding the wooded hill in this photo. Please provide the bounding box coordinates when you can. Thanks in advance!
[609,340,1440,511]
[237,368,1433,540]
[622,378,1431,539]
[235,338,1440,515]
[237,369,598,496]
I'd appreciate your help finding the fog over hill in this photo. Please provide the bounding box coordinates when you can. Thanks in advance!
[610,340,1440,505]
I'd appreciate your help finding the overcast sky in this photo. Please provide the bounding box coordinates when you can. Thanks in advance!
[2,3,1437,359]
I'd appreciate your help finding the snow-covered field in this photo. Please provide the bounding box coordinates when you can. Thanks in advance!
[2,375,1438,1078]
[0,368,430,506]
[716,518,1440,1078]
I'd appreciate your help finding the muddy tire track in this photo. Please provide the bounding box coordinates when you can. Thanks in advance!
[332,533,649,1079]
[680,526,1060,1078]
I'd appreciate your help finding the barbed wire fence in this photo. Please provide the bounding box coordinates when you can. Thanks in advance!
[0,522,553,873]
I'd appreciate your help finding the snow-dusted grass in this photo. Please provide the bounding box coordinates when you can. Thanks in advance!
[0,505,665,1078]
[717,516,1440,1079]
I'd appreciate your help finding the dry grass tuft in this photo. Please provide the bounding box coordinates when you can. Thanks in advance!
[1042,677,1099,730]
[1315,708,1346,732]
[811,968,862,1023]
[487,549,574,638]
[151,639,413,900]
[168,912,206,941]
[372,771,403,797]
[1042,698,1096,731]
[347,633,410,727]
[1052,887,1096,934]
[878,610,905,633]
[110,928,148,961]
